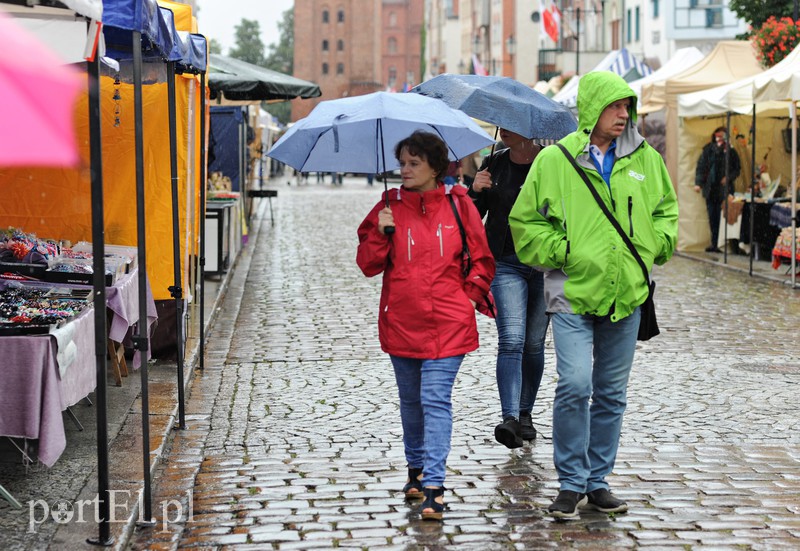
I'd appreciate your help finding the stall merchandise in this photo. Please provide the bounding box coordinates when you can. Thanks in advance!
[0,283,90,335]
[772,226,800,269]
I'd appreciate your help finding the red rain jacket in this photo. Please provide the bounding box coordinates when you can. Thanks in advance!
[357,183,495,359]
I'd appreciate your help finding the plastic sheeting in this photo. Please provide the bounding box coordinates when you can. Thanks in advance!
[552,48,653,109]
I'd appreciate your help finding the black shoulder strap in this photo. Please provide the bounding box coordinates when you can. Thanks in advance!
[447,193,471,276]
[554,143,650,285]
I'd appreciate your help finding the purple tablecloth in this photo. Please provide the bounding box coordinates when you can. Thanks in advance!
[0,268,158,467]
[0,307,94,467]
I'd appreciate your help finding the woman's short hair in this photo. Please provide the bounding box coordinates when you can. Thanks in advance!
[394,131,450,178]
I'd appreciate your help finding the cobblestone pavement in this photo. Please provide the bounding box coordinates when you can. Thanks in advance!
[130,175,800,550]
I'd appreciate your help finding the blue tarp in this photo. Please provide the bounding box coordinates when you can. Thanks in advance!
[209,106,246,192]
[101,0,207,73]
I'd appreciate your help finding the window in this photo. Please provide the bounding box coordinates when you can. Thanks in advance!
[653,0,659,18]
[337,9,344,23]
[388,66,397,88]
[337,62,344,74]
[337,39,344,51]
[322,39,329,51]
[322,62,329,74]
[705,7,722,27]
[635,7,640,41]
[322,10,329,23]
[388,37,397,54]
[389,12,397,27]
[626,9,631,43]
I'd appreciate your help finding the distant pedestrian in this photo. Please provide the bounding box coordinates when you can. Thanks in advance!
[694,126,741,253]
[366,173,375,186]
[356,130,495,521]
[509,71,678,520]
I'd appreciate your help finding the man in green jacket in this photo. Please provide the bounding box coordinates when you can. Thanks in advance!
[509,71,678,519]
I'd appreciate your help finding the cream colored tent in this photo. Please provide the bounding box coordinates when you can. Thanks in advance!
[753,53,800,285]
[676,44,800,249]
[640,41,763,251]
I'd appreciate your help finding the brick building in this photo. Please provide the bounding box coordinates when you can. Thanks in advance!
[292,0,424,121]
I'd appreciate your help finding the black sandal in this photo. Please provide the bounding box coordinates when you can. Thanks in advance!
[420,486,445,521]
[402,467,424,500]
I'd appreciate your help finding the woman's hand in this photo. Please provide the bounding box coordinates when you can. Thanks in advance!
[377,207,394,235]
[471,169,493,193]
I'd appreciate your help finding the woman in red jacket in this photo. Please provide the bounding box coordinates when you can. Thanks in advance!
[357,131,495,521]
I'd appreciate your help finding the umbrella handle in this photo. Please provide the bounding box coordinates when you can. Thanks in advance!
[384,226,395,235]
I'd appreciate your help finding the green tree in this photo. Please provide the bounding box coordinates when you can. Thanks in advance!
[229,18,266,66]
[729,0,794,31]
[265,9,294,74]
[208,38,223,55]
[263,8,295,124]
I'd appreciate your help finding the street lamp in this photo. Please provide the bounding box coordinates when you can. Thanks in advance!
[505,35,516,77]
[506,35,516,58]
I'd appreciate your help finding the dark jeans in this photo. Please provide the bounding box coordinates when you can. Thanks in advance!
[705,195,722,247]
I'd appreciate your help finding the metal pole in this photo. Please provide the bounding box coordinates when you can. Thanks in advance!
[576,7,580,74]
[791,102,797,287]
[749,106,756,276]
[723,112,731,263]
[199,72,207,370]
[132,31,154,526]
[85,50,113,549]
[167,61,186,429]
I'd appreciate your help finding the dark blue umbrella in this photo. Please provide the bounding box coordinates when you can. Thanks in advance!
[409,74,577,140]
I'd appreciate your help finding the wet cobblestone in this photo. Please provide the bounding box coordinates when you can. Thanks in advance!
[129,175,800,549]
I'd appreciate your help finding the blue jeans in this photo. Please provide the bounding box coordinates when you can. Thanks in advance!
[550,309,640,493]
[390,355,464,488]
[491,255,549,420]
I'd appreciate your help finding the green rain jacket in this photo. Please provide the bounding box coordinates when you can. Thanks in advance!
[508,71,678,322]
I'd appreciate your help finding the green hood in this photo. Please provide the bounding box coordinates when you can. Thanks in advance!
[576,71,638,136]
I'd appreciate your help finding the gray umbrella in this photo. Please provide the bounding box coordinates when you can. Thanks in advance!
[410,74,577,140]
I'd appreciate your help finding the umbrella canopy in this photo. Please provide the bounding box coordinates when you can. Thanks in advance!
[0,11,83,167]
[410,74,577,140]
[208,53,321,102]
[267,91,495,174]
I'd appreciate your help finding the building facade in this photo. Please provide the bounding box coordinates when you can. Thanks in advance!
[293,0,424,121]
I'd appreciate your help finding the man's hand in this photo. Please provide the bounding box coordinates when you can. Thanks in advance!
[694,185,701,193]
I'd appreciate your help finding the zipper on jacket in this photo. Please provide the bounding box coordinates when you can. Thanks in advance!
[407,228,414,261]
[564,239,570,266]
[627,196,634,237]
[437,223,443,257]
[421,198,426,215]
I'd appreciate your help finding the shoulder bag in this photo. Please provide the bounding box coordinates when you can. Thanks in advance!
[555,143,659,340]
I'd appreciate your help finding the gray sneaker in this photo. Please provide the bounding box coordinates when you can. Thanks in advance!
[581,488,628,513]
[547,490,587,519]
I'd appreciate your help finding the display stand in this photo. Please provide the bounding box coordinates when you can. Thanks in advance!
[204,201,234,275]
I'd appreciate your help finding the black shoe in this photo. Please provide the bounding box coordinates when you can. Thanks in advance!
[581,488,628,513]
[705,245,722,253]
[518,412,537,441]
[548,490,587,519]
[494,417,523,449]
[402,467,424,500]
